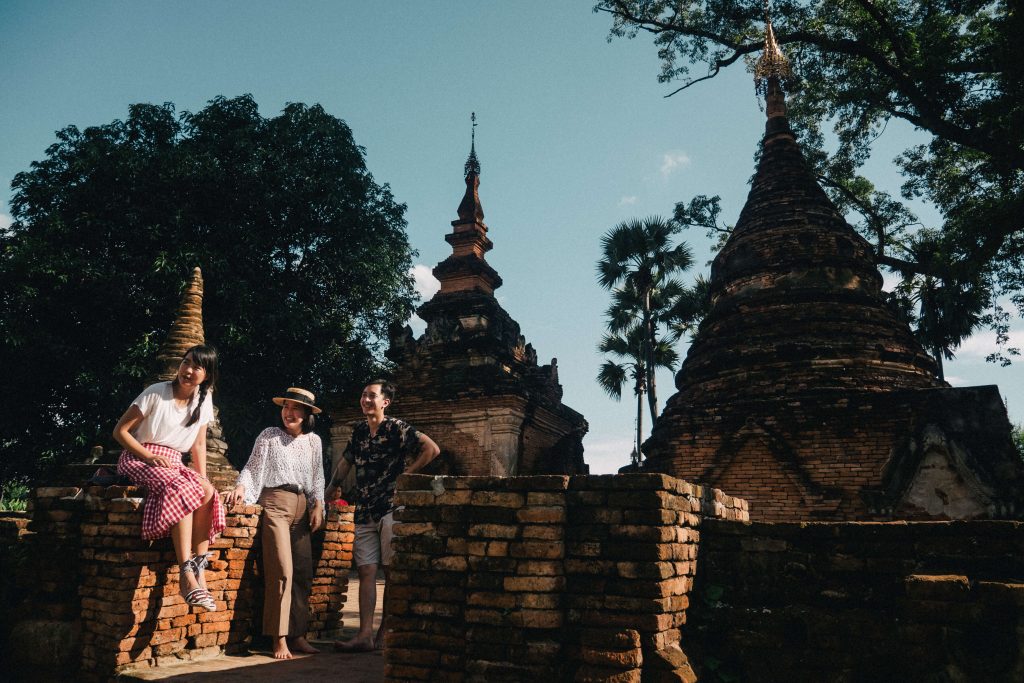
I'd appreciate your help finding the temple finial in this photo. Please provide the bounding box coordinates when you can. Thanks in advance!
[464,112,481,177]
[754,0,794,118]
[457,113,484,223]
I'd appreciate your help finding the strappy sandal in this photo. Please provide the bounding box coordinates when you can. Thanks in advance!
[181,556,217,612]
[194,552,214,590]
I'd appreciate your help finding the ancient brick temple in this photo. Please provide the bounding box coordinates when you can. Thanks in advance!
[642,24,1024,521]
[328,141,588,476]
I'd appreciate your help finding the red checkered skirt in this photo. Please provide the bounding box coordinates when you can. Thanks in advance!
[117,444,226,542]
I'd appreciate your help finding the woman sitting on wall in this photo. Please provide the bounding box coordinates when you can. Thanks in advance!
[224,387,325,660]
[113,344,226,612]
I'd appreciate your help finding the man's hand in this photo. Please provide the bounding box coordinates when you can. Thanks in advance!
[406,433,441,474]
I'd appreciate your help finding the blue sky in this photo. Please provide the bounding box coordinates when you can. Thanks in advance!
[2,2,1020,473]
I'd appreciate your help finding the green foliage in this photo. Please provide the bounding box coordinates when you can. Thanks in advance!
[1012,423,1024,462]
[0,481,29,512]
[0,95,417,480]
[598,0,1023,365]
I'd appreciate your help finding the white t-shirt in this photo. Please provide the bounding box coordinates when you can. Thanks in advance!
[129,381,215,453]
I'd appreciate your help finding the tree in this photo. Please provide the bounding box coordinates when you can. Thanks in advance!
[0,95,417,481]
[1012,422,1024,462]
[597,0,1023,359]
[597,324,681,463]
[888,230,990,379]
[597,217,695,423]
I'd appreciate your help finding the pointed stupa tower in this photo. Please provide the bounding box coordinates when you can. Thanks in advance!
[149,267,236,488]
[327,116,588,477]
[643,13,1024,521]
[150,267,206,384]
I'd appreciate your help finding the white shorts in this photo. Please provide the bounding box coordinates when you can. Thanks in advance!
[353,511,397,567]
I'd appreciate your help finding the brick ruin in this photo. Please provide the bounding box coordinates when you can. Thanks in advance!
[685,517,1024,681]
[383,473,747,682]
[0,486,353,679]
[328,143,588,478]
[0,267,356,679]
[642,32,1024,522]
[382,474,1024,682]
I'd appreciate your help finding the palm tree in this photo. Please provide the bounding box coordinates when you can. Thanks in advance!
[891,231,989,380]
[597,216,695,422]
[597,324,680,460]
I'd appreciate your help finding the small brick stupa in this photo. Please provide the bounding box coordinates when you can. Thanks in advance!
[148,266,236,489]
[329,128,588,476]
[642,20,1024,521]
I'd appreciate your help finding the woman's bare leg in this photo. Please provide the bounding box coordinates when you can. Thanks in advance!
[171,516,200,595]
[191,481,216,588]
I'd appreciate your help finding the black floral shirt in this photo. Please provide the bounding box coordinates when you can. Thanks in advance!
[343,417,421,524]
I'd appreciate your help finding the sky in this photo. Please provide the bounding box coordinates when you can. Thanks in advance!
[2,2,1020,474]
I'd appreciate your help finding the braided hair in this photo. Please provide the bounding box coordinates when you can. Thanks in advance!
[173,344,219,427]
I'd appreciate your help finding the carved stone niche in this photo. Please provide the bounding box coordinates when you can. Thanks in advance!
[458,407,526,477]
[896,427,995,519]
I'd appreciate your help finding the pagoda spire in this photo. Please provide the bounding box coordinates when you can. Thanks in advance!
[150,267,205,385]
[429,115,502,296]
[457,112,485,225]
[754,1,794,119]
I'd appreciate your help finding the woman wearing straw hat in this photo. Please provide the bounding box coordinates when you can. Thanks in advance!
[225,387,325,659]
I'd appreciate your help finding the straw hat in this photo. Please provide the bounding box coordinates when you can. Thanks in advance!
[272,387,322,414]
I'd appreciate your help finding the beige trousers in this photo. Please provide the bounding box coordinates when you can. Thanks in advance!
[258,487,312,637]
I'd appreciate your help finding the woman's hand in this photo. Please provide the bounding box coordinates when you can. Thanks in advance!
[145,451,173,468]
[310,503,324,533]
[223,484,246,510]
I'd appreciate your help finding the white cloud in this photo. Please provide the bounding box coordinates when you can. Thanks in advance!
[411,264,440,300]
[660,151,691,179]
[955,328,1024,359]
[618,196,637,206]
[0,213,12,232]
[407,264,440,336]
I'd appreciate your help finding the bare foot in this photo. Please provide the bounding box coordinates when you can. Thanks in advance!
[333,636,374,653]
[288,636,319,654]
[272,636,292,660]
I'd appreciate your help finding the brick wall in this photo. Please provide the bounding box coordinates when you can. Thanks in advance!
[4,486,353,680]
[645,386,1024,522]
[686,519,1024,681]
[384,473,747,682]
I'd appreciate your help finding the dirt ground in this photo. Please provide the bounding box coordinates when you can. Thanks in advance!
[121,573,385,682]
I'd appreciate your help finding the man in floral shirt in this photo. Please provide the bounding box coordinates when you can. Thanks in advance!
[326,379,439,652]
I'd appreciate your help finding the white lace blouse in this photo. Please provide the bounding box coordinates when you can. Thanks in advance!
[235,427,325,506]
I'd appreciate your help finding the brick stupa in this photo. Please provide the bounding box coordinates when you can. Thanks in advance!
[642,22,1024,521]
[148,267,236,489]
[328,135,588,476]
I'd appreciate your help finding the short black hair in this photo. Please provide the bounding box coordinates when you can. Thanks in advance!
[300,410,316,434]
[366,379,396,402]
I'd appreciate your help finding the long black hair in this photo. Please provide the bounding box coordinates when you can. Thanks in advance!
[173,344,219,427]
